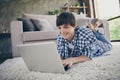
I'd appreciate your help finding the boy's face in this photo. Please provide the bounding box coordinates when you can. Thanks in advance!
[58,24,76,41]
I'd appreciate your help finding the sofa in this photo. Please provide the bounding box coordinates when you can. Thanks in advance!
[10,13,110,57]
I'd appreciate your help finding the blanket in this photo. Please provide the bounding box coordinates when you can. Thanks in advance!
[0,44,120,80]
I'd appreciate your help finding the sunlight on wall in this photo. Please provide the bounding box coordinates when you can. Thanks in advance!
[97,0,120,18]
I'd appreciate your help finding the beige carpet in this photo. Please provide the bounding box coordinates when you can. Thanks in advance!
[0,44,120,80]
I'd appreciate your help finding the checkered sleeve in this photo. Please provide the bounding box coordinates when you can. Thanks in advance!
[57,35,69,59]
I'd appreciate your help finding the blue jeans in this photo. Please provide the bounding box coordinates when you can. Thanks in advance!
[94,30,112,45]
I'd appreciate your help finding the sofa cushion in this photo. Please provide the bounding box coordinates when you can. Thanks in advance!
[31,18,54,31]
[17,18,39,32]
[22,13,57,30]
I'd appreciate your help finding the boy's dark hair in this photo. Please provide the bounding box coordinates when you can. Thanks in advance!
[56,12,76,27]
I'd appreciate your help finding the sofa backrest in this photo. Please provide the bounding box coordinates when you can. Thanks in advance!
[22,13,91,30]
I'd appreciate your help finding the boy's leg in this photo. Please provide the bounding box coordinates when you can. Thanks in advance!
[88,22,111,45]
[94,30,111,44]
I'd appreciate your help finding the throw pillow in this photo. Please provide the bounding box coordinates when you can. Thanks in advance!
[22,12,57,30]
[17,18,39,32]
[30,18,54,31]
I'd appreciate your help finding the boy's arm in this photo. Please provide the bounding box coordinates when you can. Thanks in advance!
[62,29,95,68]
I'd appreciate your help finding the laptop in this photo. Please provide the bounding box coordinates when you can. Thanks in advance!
[17,42,69,73]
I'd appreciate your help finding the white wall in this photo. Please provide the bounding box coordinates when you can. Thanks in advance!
[97,0,120,19]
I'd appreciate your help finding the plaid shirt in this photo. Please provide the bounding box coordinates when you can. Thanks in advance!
[57,26,112,59]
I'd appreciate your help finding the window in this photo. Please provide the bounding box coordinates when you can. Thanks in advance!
[93,0,120,41]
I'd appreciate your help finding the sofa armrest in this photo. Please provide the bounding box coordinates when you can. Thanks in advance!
[10,20,23,57]
[10,20,59,57]
[102,20,110,40]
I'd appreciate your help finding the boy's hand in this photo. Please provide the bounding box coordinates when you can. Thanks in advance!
[62,58,75,68]
[62,56,91,68]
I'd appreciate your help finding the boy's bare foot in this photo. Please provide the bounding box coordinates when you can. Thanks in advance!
[88,23,97,32]
[87,19,102,32]
[94,19,102,27]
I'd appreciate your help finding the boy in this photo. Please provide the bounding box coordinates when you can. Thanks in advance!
[56,12,112,68]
